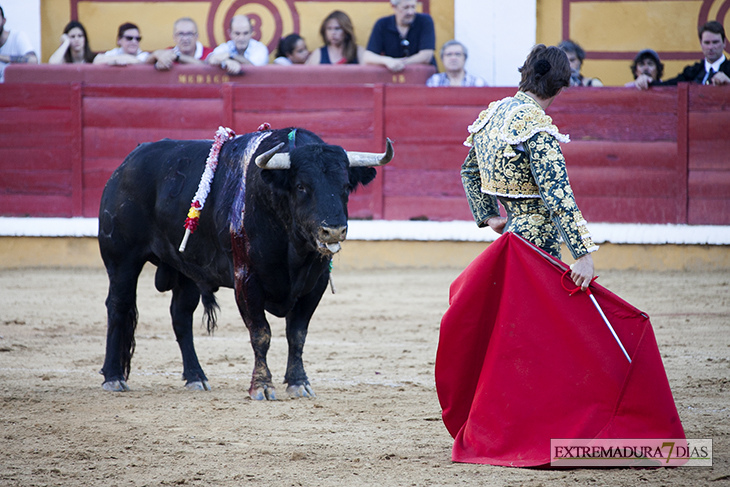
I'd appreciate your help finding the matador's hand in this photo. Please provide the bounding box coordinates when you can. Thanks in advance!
[486,216,507,234]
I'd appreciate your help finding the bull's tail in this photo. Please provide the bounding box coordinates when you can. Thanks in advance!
[120,305,138,380]
[201,291,219,334]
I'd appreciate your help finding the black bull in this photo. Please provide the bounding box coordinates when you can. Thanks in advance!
[98,128,393,400]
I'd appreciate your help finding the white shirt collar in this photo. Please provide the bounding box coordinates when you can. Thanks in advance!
[705,54,726,73]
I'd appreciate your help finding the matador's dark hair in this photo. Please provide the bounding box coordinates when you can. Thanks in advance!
[518,44,571,99]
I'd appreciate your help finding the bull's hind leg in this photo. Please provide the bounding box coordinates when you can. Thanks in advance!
[101,259,146,391]
[169,273,210,390]
[284,273,328,399]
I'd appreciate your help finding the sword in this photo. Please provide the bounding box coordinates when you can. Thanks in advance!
[562,270,632,363]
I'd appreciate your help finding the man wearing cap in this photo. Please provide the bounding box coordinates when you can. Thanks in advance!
[625,49,663,89]
[636,21,729,90]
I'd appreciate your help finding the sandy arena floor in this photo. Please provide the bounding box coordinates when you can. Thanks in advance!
[1,265,728,486]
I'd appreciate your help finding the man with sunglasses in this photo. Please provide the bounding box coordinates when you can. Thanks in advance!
[363,0,436,73]
[147,17,213,71]
[94,22,149,65]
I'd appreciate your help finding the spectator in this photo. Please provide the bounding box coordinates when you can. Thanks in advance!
[638,21,729,89]
[93,22,149,65]
[0,5,39,83]
[363,0,436,73]
[147,17,213,70]
[48,20,96,64]
[208,15,269,74]
[558,39,602,86]
[306,11,364,65]
[624,49,663,89]
[426,40,487,87]
[273,34,309,65]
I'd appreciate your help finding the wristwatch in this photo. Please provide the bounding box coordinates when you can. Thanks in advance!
[174,52,180,62]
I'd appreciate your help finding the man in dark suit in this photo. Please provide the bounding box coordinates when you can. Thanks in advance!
[636,21,729,90]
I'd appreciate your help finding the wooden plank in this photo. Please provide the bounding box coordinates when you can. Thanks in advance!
[568,167,680,197]
[83,84,222,99]
[552,112,677,141]
[83,188,104,218]
[688,171,730,198]
[384,168,464,197]
[553,87,678,114]
[0,170,72,194]
[233,111,374,139]
[386,85,515,106]
[689,140,730,170]
[562,141,678,169]
[0,108,72,127]
[83,98,225,129]
[688,111,730,141]
[385,106,483,141]
[676,83,689,225]
[71,83,83,216]
[0,148,71,171]
[688,84,730,112]
[233,85,375,111]
[383,196,473,221]
[83,128,218,159]
[386,142,469,171]
[0,84,73,109]
[575,196,684,224]
[688,200,730,225]
[0,194,72,217]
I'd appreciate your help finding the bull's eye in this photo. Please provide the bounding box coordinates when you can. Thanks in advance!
[295,183,306,193]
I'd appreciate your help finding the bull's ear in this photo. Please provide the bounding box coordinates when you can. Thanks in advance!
[259,166,289,190]
[348,166,377,191]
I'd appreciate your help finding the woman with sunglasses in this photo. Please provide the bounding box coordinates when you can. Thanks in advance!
[94,22,149,65]
[48,20,97,64]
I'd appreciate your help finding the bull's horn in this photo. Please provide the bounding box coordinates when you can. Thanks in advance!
[346,138,394,167]
[255,142,290,169]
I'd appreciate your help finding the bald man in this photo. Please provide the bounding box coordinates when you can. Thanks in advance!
[208,15,269,74]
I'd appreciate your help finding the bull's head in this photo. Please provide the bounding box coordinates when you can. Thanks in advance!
[255,140,393,255]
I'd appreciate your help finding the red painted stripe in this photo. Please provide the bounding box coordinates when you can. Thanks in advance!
[586,51,703,61]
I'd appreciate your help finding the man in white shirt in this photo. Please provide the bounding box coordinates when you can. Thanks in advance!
[0,5,39,83]
[207,15,269,74]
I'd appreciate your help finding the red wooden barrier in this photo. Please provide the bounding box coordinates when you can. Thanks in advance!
[0,65,728,224]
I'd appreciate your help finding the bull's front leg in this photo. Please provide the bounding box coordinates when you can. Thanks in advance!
[284,272,328,398]
[234,271,277,400]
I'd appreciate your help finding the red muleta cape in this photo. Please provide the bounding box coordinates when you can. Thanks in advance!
[435,232,685,467]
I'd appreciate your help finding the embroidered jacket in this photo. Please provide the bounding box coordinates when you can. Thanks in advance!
[461,91,598,259]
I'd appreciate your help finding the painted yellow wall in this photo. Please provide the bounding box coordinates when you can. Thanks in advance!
[536,0,722,86]
[41,1,453,66]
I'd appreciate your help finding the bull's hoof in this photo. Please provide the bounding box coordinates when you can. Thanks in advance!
[249,385,277,401]
[102,380,130,392]
[185,380,211,391]
[286,384,316,399]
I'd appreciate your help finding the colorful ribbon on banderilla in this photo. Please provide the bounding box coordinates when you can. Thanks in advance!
[178,126,236,252]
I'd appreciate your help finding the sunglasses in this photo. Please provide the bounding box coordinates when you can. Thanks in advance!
[123,35,142,42]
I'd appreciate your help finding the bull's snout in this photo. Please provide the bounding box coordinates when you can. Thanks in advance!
[319,225,347,243]
[316,225,347,254]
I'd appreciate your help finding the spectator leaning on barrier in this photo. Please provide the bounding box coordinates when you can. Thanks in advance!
[558,39,602,87]
[306,10,364,65]
[0,5,39,83]
[94,22,149,65]
[273,34,309,65]
[147,17,213,71]
[362,0,436,73]
[638,21,729,90]
[208,15,269,74]
[426,40,487,87]
[48,20,96,64]
[624,49,663,89]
